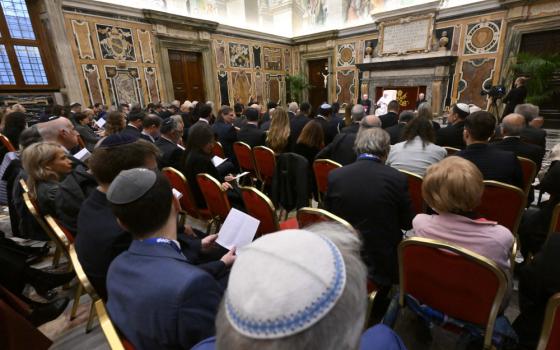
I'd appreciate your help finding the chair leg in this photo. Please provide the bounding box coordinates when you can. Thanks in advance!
[70,284,83,320]
[52,246,61,267]
[85,301,96,333]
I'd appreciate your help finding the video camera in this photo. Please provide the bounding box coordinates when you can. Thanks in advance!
[481,81,506,99]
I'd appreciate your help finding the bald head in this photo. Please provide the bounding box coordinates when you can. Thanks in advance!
[501,113,525,136]
[38,117,79,150]
[360,115,381,129]
[351,104,365,123]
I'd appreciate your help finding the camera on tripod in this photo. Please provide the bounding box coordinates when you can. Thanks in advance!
[481,81,506,99]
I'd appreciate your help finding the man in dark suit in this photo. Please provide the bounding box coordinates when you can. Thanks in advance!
[314,104,333,144]
[379,100,399,129]
[386,110,414,145]
[340,104,365,134]
[237,108,266,148]
[360,94,372,115]
[155,118,185,169]
[325,127,413,288]
[415,92,427,109]
[141,113,162,143]
[436,103,470,149]
[212,106,238,161]
[121,110,145,139]
[492,113,545,172]
[457,111,524,189]
[515,104,547,149]
[106,169,235,349]
[289,102,311,146]
[316,115,381,166]
[502,77,527,118]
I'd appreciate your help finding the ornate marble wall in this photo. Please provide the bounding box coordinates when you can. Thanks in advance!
[63,12,162,107]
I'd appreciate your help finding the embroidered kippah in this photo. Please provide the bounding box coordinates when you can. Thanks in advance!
[106,168,156,205]
[225,230,346,339]
[99,133,138,148]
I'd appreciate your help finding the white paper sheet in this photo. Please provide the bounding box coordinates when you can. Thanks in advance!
[211,155,227,167]
[172,188,183,200]
[95,118,106,128]
[74,148,91,162]
[227,172,250,182]
[216,208,260,251]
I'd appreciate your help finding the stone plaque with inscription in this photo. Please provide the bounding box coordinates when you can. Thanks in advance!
[379,15,434,55]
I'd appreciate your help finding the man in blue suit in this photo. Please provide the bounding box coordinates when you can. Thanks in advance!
[106,168,236,349]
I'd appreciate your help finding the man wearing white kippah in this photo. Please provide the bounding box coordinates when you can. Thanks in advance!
[192,223,407,350]
[436,103,470,150]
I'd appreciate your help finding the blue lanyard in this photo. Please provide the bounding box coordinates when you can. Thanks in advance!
[358,153,381,162]
[142,237,183,255]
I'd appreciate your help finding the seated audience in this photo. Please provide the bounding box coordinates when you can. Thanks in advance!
[314,104,331,142]
[74,110,99,151]
[1,111,26,152]
[287,101,298,120]
[386,110,414,145]
[121,110,145,139]
[341,104,365,134]
[326,102,343,142]
[516,104,547,149]
[416,102,440,130]
[212,106,238,161]
[107,168,231,349]
[513,232,560,349]
[141,113,162,142]
[155,118,185,169]
[36,117,80,157]
[103,111,126,136]
[260,101,277,126]
[21,142,73,216]
[386,116,446,176]
[266,107,291,153]
[232,102,246,128]
[193,103,213,126]
[436,103,470,149]
[457,111,523,189]
[289,102,311,148]
[325,127,413,288]
[237,108,266,148]
[294,120,324,166]
[413,156,513,271]
[192,223,407,350]
[379,100,399,129]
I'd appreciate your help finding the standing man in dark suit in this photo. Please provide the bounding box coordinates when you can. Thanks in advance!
[212,106,238,162]
[415,92,427,109]
[457,111,524,189]
[106,169,235,349]
[436,103,470,149]
[289,102,311,146]
[378,100,399,129]
[121,110,145,139]
[515,104,547,149]
[155,118,185,169]
[237,108,266,148]
[325,127,413,288]
[386,110,414,145]
[360,94,372,115]
[502,77,527,118]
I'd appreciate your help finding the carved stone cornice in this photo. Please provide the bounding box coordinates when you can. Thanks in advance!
[143,10,218,32]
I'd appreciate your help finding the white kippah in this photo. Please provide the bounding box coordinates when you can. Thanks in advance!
[320,103,331,109]
[456,103,470,114]
[225,230,346,339]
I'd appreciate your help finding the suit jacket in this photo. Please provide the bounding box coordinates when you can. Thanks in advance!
[260,120,271,131]
[386,123,406,145]
[379,112,398,129]
[325,115,343,144]
[340,123,359,134]
[107,240,222,350]
[121,125,142,139]
[502,86,527,117]
[212,121,237,161]
[314,116,329,143]
[289,114,310,146]
[457,143,524,189]
[182,150,221,208]
[521,127,547,149]
[491,137,545,172]
[436,121,466,149]
[75,124,99,151]
[315,132,357,166]
[155,137,185,170]
[237,123,266,148]
[325,159,413,286]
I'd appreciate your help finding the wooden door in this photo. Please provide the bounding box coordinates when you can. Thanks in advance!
[308,59,329,115]
[168,50,206,103]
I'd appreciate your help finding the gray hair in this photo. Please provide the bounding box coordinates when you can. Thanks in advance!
[170,114,184,129]
[351,104,365,122]
[417,102,433,120]
[215,222,367,350]
[501,113,525,136]
[354,127,390,157]
[359,115,381,129]
[514,104,539,123]
[288,102,299,114]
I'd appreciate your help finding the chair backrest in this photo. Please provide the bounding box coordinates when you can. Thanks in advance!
[233,141,255,172]
[549,203,560,235]
[94,299,129,350]
[313,159,342,194]
[518,156,537,195]
[0,133,16,152]
[212,141,225,159]
[399,237,508,349]
[399,169,425,215]
[444,146,460,156]
[196,173,231,220]
[240,186,279,236]
[19,178,28,193]
[161,167,201,218]
[68,244,98,299]
[537,293,560,350]
[253,146,276,185]
[22,192,64,250]
[44,215,74,247]
[296,207,353,231]
[476,180,525,234]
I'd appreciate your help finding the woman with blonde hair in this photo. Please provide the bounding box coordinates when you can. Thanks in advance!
[413,156,513,271]
[266,107,291,153]
[21,142,73,216]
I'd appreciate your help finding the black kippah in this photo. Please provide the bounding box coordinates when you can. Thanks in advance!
[99,133,139,148]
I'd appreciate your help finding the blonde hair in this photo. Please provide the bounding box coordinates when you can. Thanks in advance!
[21,142,65,200]
[266,107,290,153]
[422,156,484,214]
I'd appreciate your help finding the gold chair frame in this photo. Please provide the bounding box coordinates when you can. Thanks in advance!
[197,173,231,230]
[296,207,354,232]
[0,132,16,152]
[481,180,526,235]
[536,292,560,350]
[518,156,537,196]
[548,203,560,235]
[234,141,257,184]
[239,186,280,234]
[94,299,126,350]
[398,237,508,350]
[252,145,276,191]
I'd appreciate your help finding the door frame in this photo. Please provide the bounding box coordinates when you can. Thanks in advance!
[300,50,334,105]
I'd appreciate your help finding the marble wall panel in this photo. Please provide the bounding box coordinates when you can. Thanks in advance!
[82,64,104,105]
[215,40,227,68]
[254,71,264,104]
[218,70,229,106]
[457,58,495,107]
[96,24,136,61]
[230,71,253,105]
[253,46,262,69]
[336,69,355,104]
[229,42,251,68]
[263,47,282,71]
[144,67,160,103]
[137,29,154,63]
[71,20,95,59]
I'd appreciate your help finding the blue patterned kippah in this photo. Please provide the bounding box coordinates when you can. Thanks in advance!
[225,230,346,339]
[99,133,138,148]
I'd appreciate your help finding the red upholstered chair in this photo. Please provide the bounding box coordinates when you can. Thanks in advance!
[399,237,508,350]
[476,180,525,235]
[212,141,225,159]
[313,159,342,204]
[240,186,298,236]
[537,293,560,350]
[197,173,231,227]
[549,203,560,235]
[0,133,16,152]
[253,146,276,191]
[296,207,353,231]
[399,169,425,215]
[234,141,257,183]
[518,156,537,196]
[444,146,460,156]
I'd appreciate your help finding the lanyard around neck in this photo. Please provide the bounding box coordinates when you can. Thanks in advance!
[358,153,381,162]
